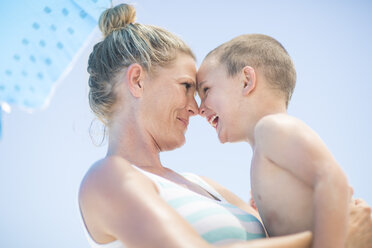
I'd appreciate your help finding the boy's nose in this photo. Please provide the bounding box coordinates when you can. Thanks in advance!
[199,104,206,117]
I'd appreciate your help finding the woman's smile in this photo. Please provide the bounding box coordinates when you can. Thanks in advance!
[177,116,189,129]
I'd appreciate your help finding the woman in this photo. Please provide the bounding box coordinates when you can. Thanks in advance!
[78,3,313,248]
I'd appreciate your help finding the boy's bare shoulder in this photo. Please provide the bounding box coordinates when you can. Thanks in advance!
[254,114,329,163]
[254,114,306,139]
[253,114,320,155]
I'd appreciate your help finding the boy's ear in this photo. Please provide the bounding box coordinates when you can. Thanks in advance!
[242,66,256,96]
[126,64,144,98]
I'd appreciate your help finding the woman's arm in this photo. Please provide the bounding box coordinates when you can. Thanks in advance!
[202,176,372,248]
[224,232,312,248]
[79,156,312,248]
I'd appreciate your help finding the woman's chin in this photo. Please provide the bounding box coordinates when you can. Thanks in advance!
[160,135,186,151]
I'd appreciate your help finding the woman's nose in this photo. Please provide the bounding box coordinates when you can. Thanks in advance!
[187,97,199,116]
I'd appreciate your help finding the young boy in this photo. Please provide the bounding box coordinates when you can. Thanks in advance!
[197,34,350,248]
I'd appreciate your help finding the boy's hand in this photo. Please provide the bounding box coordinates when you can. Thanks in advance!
[346,198,372,248]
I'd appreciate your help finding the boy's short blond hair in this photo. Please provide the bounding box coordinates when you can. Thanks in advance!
[206,34,296,107]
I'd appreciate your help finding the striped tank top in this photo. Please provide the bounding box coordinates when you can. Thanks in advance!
[82,166,266,247]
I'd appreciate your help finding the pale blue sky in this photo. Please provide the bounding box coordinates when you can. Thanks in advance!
[0,1,371,247]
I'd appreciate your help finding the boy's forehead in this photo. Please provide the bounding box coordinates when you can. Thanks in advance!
[199,57,219,72]
[197,58,220,84]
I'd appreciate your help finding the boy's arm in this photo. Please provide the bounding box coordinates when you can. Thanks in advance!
[255,115,349,248]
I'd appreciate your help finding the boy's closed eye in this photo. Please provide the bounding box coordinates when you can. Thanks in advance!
[197,85,209,98]
[202,87,209,94]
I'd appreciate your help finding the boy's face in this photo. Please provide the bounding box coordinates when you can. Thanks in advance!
[197,58,245,143]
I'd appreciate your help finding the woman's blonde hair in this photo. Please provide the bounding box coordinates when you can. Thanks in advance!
[88,3,194,125]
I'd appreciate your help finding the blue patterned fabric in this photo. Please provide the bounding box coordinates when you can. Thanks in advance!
[0,0,111,138]
[0,110,2,140]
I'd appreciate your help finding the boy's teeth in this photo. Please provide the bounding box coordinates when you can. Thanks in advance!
[209,115,215,125]
[209,115,218,128]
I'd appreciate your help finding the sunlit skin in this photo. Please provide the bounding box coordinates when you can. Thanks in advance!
[79,53,313,248]
[197,56,350,248]
[107,53,199,165]
[138,53,199,151]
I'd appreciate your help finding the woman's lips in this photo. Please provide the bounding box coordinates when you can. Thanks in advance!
[177,117,189,128]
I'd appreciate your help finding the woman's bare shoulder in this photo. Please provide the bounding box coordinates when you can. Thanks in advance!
[78,156,159,243]
[79,156,134,194]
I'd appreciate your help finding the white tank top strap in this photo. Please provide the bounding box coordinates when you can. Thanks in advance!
[132,165,224,202]
[130,165,180,197]
[180,172,226,202]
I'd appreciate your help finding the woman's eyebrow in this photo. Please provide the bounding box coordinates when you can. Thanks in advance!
[177,75,196,84]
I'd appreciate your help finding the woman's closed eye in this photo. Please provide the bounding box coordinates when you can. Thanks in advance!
[182,82,192,90]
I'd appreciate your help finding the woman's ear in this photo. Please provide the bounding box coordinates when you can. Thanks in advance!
[126,64,144,98]
[242,66,256,96]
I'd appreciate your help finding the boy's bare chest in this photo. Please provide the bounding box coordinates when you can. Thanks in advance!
[250,149,313,236]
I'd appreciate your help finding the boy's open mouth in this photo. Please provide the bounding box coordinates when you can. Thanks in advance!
[208,115,219,129]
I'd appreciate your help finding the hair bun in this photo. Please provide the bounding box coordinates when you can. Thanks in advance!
[99,3,136,38]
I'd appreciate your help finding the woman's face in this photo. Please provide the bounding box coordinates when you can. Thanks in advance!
[141,53,198,151]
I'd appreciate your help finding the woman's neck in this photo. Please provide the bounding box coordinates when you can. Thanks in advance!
[107,117,163,169]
